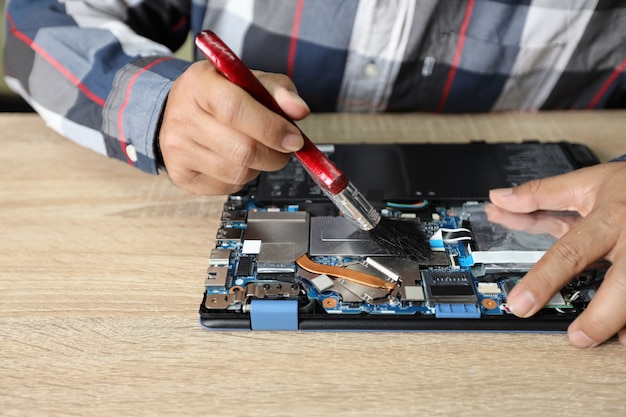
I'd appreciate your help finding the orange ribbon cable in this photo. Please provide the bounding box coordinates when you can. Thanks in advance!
[296,255,395,291]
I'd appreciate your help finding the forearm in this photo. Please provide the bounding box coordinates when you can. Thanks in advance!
[3,0,192,173]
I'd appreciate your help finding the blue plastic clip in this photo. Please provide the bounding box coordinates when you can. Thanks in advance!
[435,303,481,319]
[250,300,299,330]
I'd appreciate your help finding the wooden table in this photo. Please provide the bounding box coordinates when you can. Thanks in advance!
[2,112,625,416]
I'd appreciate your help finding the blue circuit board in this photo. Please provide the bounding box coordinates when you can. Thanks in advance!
[201,195,603,330]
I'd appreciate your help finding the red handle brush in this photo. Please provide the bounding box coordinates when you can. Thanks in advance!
[194,30,430,259]
[195,30,379,230]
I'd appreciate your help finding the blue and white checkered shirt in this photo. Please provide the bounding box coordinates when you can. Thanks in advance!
[4,0,626,173]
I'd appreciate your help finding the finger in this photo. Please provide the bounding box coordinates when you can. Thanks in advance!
[489,169,596,215]
[484,203,576,238]
[196,63,305,153]
[506,210,616,319]
[567,258,626,348]
[164,137,260,195]
[253,71,310,120]
[188,113,292,173]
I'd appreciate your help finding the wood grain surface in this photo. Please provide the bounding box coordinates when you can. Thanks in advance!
[1,112,625,417]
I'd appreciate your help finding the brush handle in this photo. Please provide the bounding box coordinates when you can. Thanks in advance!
[194,30,349,196]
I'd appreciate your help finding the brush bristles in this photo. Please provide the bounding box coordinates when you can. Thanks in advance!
[367,217,431,261]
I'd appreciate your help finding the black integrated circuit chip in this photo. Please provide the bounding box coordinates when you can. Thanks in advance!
[422,270,477,304]
[235,256,254,277]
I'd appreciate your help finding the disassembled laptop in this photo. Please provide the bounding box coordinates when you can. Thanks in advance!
[199,143,604,331]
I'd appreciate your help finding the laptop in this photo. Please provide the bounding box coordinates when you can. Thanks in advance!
[199,140,605,331]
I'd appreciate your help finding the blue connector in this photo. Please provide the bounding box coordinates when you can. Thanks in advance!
[435,303,481,319]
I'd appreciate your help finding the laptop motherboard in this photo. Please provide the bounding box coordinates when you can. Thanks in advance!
[199,142,604,331]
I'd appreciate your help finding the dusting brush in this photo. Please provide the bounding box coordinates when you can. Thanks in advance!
[195,30,431,261]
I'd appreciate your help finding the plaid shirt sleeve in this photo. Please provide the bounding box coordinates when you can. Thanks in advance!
[4,0,626,171]
[3,0,193,174]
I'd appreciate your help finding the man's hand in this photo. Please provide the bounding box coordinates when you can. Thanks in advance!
[489,161,626,348]
[158,61,310,195]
